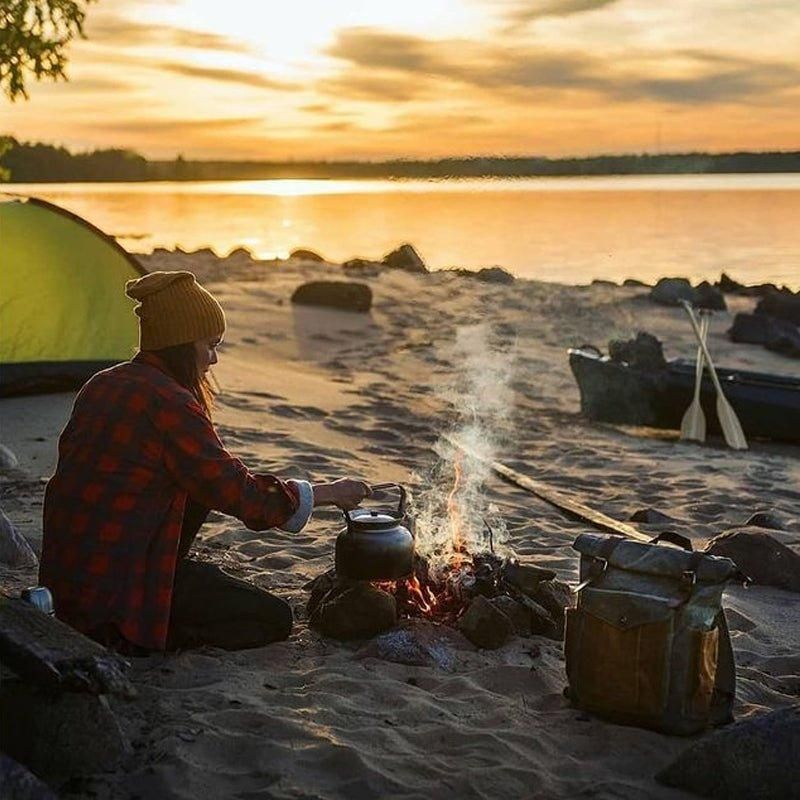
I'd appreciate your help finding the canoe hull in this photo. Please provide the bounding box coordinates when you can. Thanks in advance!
[569,349,800,443]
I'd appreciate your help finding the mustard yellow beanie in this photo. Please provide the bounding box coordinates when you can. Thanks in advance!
[125,271,226,350]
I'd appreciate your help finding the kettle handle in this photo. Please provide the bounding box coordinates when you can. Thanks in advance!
[344,482,407,525]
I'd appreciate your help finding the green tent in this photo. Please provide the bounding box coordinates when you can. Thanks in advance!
[0,197,146,396]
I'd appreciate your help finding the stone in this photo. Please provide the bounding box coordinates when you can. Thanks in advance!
[755,291,800,325]
[528,579,574,635]
[649,277,696,307]
[515,594,559,638]
[694,281,727,311]
[457,595,513,649]
[0,753,58,799]
[304,569,337,619]
[0,444,18,471]
[743,511,788,531]
[289,248,325,262]
[629,508,678,524]
[382,243,428,273]
[0,680,130,786]
[591,279,617,287]
[608,332,667,371]
[705,529,800,593]
[475,266,515,284]
[503,561,557,596]
[0,507,38,568]
[655,704,800,800]
[765,324,800,359]
[623,278,650,287]
[728,313,778,346]
[291,280,372,313]
[716,272,746,294]
[489,595,532,636]
[312,582,397,640]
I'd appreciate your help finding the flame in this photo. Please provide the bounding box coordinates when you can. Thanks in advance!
[406,575,438,615]
[447,451,467,568]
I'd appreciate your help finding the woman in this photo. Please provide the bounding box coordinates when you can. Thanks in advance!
[40,270,371,653]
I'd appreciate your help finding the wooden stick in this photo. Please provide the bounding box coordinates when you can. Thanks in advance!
[443,435,651,542]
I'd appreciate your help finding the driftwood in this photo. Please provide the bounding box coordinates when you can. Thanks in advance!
[0,595,135,698]
[443,435,651,543]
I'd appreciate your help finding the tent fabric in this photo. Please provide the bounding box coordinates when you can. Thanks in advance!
[0,197,147,396]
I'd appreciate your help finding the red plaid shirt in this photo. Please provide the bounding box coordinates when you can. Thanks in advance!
[40,352,302,650]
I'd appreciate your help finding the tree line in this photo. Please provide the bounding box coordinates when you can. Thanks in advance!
[2,137,799,183]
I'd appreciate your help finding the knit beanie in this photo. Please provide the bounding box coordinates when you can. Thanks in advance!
[125,271,226,350]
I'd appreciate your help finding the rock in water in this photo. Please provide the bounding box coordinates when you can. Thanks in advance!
[382,244,428,273]
[458,595,513,649]
[0,508,38,568]
[649,277,696,306]
[656,705,800,799]
[475,266,515,284]
[291,281,372,312]
[705,529,800,593]
[694,281,727,311]
[743,511,788,531]
[289,248,324,262]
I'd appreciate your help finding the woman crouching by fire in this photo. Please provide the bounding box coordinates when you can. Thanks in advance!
[40,271,371,654]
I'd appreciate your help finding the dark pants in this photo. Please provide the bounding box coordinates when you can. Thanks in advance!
[166,500,294,651]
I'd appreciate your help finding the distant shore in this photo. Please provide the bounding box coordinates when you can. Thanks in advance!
[2,137,799,183]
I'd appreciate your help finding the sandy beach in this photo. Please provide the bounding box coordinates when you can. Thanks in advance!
[2,249,799,799]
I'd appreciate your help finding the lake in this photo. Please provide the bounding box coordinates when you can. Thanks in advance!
[4,174,800,288]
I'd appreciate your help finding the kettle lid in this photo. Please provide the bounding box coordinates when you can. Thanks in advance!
[347,508,403,530]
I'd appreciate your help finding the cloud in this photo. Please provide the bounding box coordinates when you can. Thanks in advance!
[323,28,800,106]
[96,117,264,134]
[156,62,298,91]
[84,13,248,53]
[500,0,620,24]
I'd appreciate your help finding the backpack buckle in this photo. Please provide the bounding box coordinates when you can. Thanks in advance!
[573,557,607,593]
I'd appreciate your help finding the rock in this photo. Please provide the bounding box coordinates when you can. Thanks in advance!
[512,594,558,639]
[304,569,337,619]
[705,529,800,593]
[694,281,727,311]
[458,595,513,649]
[743,511,788,531]
[227,246,253,261]
[341,258,382,277]
[0,753,58,799]
[291,281,372,313]
[655,704,800,800]
[755,291,800,325]
[649,277,696,306]
[0,680,130,786]
[765,324,800,359]
[716,272,746,294]
[289,248,324,262]
[503,561,557,595]
[475,266,515,284]
[0,508,38,568]
[623,278,650,287]
[591,279,617,287]
[489,595,532,636]
[312,583,397,640]
[728,313,778,345]
[608,332,667,371]
[629,508,678,524]
[529,579,574,634]
[382,243,428,274]
[0,444,18,471]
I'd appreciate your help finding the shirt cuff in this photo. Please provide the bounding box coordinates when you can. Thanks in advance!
[281,480,314,532]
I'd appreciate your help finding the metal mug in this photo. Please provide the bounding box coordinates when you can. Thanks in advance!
[21,586,55,616]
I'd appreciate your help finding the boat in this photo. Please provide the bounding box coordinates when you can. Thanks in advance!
[569,345,800,443]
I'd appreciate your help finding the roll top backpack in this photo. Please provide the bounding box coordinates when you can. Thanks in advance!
[565,532,742,735]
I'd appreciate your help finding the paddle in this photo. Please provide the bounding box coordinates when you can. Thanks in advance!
[680,301,748,450]
[680,312,709,443]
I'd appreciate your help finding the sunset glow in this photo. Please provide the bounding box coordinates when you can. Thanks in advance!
[3,0,799,159]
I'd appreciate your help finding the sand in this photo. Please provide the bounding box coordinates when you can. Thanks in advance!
[1,249,798,799]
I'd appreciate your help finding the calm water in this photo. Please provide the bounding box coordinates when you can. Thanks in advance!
[5,174,800,288]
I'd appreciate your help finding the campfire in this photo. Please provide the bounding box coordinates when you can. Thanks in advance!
[306,454,572,649]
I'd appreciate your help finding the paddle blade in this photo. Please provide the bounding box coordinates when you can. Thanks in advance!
[680,399,706,442]
[717,395,748,450]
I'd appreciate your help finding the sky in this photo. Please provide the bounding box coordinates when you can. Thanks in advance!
[3,0,800,160]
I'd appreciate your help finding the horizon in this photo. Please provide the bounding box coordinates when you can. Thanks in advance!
[3,1,800,160]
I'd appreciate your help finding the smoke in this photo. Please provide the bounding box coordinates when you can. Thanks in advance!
[411,323,517,575]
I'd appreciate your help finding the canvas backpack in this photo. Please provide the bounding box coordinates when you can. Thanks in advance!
[565,531,742,736]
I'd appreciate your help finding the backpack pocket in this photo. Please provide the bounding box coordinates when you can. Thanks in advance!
[565,589,677,718]
[687,625,720,718]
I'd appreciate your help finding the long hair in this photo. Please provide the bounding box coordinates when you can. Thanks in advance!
[153,342,214,418]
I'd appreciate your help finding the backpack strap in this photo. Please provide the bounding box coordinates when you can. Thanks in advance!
[709,608,736,726]
[573,536,621,593]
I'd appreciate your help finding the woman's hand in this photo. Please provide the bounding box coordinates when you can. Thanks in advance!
[312,479,372,510]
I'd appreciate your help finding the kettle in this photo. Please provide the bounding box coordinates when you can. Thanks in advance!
[335,483,414,581]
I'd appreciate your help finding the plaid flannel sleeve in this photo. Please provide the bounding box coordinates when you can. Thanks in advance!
[157,392,305,531]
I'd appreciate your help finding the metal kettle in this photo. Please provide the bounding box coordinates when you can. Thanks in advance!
[335,483,414,581]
